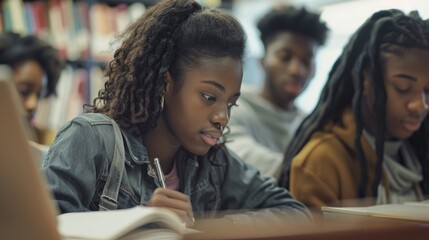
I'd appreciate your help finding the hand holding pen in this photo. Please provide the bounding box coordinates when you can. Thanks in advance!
[147,158,195,227]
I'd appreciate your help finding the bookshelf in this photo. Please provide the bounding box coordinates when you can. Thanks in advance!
[0,0,233,132]
[0,0,152,132]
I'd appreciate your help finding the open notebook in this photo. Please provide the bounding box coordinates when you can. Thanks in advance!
[322,201,429,223]
[58,206,186,240]
[0,65,60,239]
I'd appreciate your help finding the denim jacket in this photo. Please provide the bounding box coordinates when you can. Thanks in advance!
[42,113,310,222]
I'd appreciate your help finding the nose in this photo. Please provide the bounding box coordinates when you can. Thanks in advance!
[24,93,38,118]
[211,105,229,131]
[407,92,429,116]
[287,58,306,79]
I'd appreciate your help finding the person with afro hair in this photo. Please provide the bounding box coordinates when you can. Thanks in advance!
[227,5,328,180]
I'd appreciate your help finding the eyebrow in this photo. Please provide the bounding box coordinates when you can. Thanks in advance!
[202,80,225,92]
[394,74,416,82]
[279,47,314,58]
[201,80,241,97]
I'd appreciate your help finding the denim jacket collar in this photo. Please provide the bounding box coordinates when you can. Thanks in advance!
[121,126,149,166]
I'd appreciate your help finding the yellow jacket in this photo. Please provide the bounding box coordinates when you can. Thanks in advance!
[290,109,381,208]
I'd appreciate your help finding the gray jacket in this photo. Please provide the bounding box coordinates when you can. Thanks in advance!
[42,113,310,222]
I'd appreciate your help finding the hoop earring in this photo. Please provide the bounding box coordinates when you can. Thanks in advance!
[160,95,164,111]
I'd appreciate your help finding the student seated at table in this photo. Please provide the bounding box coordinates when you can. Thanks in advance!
[42,0,310,226]
[280,9,429,208]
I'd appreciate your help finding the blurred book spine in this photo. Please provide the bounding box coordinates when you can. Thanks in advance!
[0,0,153,131]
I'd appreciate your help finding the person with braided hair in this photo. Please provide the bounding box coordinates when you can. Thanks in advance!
[280,9,429,209]
[42,0,310,225]
[0,32,63,145]
[227,6,328,180]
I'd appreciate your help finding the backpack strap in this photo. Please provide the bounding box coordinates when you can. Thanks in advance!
[98,117,126,211]
[76,114,126,211]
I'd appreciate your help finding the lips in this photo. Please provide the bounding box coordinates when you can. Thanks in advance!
[402,119,421,132]
[200,130,222,146]
[283,81,302,95]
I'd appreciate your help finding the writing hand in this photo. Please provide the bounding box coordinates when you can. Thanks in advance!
[148,188,194,226]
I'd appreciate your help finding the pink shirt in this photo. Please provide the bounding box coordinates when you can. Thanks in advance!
[164,161,180,190]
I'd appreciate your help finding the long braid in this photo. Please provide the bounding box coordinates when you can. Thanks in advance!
[281,9,429,199]
[351,51,367,198]
[367,17,389,197]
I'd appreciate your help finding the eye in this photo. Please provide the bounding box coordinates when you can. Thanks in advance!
[395,85,411,94]
[227,102,239,109]
[17,86,33,97]
[201,93,216,103]
[277,50,292,61]
[226,102,238,117]
[280,53,292,62]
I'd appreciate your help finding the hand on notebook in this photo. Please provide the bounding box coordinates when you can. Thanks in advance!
[148,188,194,226]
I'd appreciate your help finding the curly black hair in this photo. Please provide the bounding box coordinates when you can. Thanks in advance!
[281,9,429,198]
[257,5,328,48]
[0,32,63,97]
[86,0,246,136]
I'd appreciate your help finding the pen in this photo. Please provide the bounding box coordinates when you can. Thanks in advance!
[154,158,166,188]
[154,157,195,226]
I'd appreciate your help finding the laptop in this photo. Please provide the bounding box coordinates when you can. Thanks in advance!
[0,65,60,239]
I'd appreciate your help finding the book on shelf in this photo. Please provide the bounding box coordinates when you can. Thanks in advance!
[322,200,429,223]
[58,206,187,240]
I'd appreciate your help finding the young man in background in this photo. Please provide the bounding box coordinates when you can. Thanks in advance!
[227,6,328,179]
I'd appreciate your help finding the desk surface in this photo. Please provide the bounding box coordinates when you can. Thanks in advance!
[185,216,429,240]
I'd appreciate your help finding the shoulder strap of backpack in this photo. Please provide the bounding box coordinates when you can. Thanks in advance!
[76,114,126,211]
[98,117,126,210]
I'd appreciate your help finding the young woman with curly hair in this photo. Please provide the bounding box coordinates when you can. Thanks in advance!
[43,0,309,226]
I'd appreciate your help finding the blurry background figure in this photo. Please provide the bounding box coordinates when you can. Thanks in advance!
[0,32,63,148]
[226,5,328,179]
